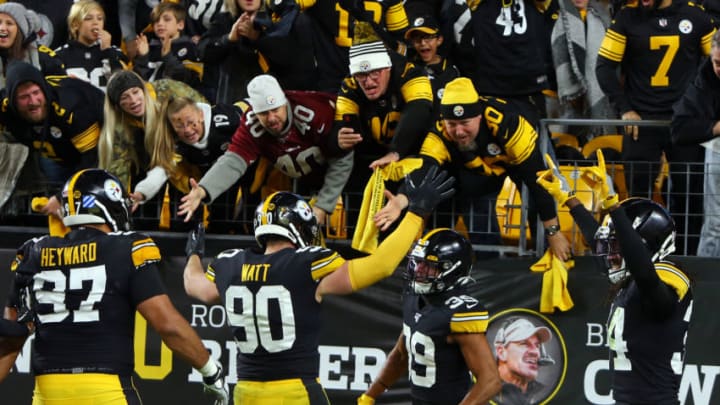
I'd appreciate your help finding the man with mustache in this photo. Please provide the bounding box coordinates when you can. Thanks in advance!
[179,74,353,227]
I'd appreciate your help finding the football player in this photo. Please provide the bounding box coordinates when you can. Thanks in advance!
[178,74,352,226]
[183,166,455,403]
[373,77,573,261]
[0,169,228,404]
[537,151,693,404]
[358,229,501,404]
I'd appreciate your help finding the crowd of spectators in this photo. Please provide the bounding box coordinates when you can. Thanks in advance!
[0,0,718,257]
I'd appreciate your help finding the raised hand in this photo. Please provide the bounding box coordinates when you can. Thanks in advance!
[536,154,573,206]
[404,165,455,217]
[581,149,618,210]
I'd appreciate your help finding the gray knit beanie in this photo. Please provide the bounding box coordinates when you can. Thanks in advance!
[0,3,40,42]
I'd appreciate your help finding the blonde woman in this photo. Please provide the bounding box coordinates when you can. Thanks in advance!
[98,70,206,206]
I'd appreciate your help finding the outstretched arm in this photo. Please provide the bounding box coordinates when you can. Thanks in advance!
[358,333,408,403]
[455,332,502,405]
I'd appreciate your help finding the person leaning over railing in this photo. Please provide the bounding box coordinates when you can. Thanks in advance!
[373,77,573,261]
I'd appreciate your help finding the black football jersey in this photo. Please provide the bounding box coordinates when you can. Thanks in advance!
[207,245,345,380]
[466,0,553,96]
[597,1,715,114]
[335,55,433,156]
[608,261,692,404]
[175,103,242,172]
[7,228,166,376]
[402,290,489,404]
[55,40,128,91]
[297,0,409,91]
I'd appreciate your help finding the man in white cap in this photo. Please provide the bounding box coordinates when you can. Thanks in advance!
[493,317,553,405]
[179,74,353,226]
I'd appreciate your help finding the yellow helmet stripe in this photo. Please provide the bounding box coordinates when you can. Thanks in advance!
[261,191,281,225]
[420,227,452,243]
[65,169,90,216]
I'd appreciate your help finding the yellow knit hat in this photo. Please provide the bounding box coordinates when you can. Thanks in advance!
[440,78,482,119]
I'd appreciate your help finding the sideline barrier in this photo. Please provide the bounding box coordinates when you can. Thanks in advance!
[0,241,718,404]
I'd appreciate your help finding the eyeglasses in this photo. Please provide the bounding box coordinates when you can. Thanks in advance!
[409,34,439,44]
[353,69,384,83]
[172,119,201,132]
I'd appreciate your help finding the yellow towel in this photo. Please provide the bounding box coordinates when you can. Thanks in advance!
[159,184,171,230]
[31,197,70,237]
[530,249,574,313]
[351,159,423,253]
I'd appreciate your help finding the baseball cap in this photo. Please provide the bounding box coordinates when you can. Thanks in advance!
[405,15,440,40]
[494,317,552,345]
[247,74,288,113]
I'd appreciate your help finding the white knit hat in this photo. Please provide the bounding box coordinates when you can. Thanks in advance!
[348,41,392,75]
[247,74,288,113]
[0,3,40,42]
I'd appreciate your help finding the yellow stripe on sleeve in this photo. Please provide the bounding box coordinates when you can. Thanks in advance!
[655,262,690,300]
[504,117,538,165]
[310,251,346,281]
[450,311,490,333]
[385,2,409,32]
[701,28,716,56]
[131,238,161,268]
[206,265,217,282]
[71,123,100,152]
[598,29,627,62]
[335,96,360,120]
[419,133,451,164]
[401,76,433,102]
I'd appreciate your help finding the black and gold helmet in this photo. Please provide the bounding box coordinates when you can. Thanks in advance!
[61,169,131,232]
[406,228,474,294]
[253,191,320,248]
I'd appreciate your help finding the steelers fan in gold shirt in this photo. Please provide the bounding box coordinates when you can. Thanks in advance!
[374,77,573,261]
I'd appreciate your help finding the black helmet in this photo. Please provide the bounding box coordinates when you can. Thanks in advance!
[594,198,675,284]
[61,169,131,232]
[253,191,320,248]
[406,228,474,294]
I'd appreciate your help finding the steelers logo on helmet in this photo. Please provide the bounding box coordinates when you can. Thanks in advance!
[104,179,123,202]
[254,192,320,248]
[487,143,501,156]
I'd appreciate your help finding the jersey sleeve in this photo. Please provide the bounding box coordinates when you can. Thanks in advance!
[130,234,162,269]
[448,296,490,334]
[654,261,690,301]
[300,246,346,281]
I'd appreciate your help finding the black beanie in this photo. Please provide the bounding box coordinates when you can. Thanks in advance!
[106,71,144,106]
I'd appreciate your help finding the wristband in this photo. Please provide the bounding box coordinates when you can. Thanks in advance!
[544,225,561,237]
[197,357,218,378]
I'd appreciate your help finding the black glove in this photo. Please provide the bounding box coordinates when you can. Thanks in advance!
[185,223,206,259]
[405,165,455,217]
[201,361,229,405]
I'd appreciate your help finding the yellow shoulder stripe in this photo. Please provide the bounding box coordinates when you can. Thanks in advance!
[131,238,161,268]
[504,116,537,164]
[385,2,409,32]
[206,265,216,282]
[701,28,716,56]
[401,76,433,102]
[598,29,626,62]
[655,262,689,300]
[335,96,360,119]
[71,123,100,152]
[419,132,451,164]
[450,311,489,333]
[311,251,345,281]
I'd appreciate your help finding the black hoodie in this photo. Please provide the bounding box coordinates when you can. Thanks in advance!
[0,61,104,172]
[671,57,720,146]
